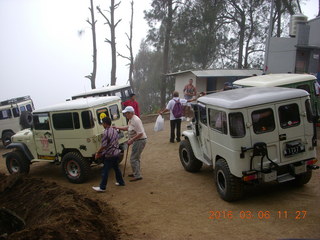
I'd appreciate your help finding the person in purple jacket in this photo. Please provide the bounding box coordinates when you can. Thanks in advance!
[92,117,125,192]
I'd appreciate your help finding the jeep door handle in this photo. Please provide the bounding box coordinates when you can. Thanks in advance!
[44,132,52,137]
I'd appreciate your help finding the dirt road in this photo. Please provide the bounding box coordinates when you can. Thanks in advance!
[1,120,319,240]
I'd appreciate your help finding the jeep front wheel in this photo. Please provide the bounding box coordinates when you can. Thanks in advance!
[179,139,203,172]
[6,151,30,174]
[61,152,91,184]
[214,158,243,202]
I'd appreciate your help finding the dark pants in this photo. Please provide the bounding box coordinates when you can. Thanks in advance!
[170,119,181,142]
[100,155,125,190]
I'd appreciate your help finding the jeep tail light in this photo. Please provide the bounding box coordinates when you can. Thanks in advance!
[243,174,258,182]
[306,159,317,165]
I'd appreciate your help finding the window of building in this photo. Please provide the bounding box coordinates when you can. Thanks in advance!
[229,112,245,137]
[52,112,80,130]
[252,108,275,134]
[278,104,300,128]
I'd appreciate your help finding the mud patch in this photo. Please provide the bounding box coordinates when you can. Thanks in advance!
[0,173,120,240]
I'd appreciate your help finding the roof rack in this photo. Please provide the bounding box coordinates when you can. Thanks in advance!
[0,96,32,106]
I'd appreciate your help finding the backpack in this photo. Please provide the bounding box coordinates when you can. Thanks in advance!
[172,99,183,118]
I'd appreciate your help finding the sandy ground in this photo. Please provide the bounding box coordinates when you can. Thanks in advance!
[0,120,320,240]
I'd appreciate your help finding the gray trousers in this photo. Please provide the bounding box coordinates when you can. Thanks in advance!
[130,139,146,178]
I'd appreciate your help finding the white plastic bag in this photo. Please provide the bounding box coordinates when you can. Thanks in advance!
[154,115,164,132]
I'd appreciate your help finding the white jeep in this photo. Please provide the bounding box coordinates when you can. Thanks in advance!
[179,87,319,201]
[0,96,34,146]
[3,96,128,183]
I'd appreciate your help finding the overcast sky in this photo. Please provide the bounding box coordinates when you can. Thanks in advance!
[0,0,318,108]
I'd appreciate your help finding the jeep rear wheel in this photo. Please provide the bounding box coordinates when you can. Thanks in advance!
[6,151,30,174]
[62,152,91,184]
[214,159,243,202]
[293,169,312,186]
[2,132,14,147]
[179,139,203,172]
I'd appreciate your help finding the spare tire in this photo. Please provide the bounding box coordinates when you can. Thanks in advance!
[20,111,33,129]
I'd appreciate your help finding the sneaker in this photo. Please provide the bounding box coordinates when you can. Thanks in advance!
[92,186,106,192]
[115,182,125,186]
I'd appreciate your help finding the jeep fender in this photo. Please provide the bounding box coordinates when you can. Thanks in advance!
[3,143,34,161]
[182,130,209,165]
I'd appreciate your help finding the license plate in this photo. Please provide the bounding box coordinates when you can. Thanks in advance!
[284,141,305,156]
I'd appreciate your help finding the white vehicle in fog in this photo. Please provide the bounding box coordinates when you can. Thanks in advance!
[179,87,319,201]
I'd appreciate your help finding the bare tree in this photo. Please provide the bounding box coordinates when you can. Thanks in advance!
[85,0,97,89]
[118,0,134,87]
[97,0,122,86]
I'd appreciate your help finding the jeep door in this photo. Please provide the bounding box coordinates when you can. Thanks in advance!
[33,113,57,160]
[247,106,280,167]
[276,99,312,163]
[197,103,212,163]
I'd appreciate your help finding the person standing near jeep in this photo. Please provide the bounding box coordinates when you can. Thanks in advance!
[114,106,147,182]
[122,93,140,117]
[92,117,125,192]
[160,91,194,143]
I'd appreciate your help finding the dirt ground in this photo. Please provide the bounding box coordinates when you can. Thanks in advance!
[0,119,320,240]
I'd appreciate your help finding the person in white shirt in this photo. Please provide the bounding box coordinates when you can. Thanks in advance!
[114,106,147,182]
[160,91,195,143]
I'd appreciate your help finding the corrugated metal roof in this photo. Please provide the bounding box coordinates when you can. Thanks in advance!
[167,69,262,77]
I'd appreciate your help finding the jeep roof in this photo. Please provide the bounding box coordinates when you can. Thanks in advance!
[198,87,309,109]
[71,85,131,99]
[34,96,120,113]
[233,73,316,87]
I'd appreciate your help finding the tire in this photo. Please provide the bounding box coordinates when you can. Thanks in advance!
[293,169,312,186]
[20,111,33,129]
[6,151,30,174]
[179,139,203,172]
[2,131,14,146]
[61,152,91,184]
[214,158,244,202]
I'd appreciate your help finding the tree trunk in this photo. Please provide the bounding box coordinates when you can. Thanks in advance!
[128,1,134,87]
[275,0,282,37]
[161,0,173,108]
[237,15,245,69]
[110,0,117,86]
[89,0,97,89]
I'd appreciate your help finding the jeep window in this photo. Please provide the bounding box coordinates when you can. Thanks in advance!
[0,109,12,120]
[198,104,207,125]
[124,89,130,98]
[109,105,120,120]
[97,108,110,124]
[297,84,310,93]
[33,113,50,130]
[52,112,80,130]
[26,104,33,112]
[229,112,245,137]
[252,108,275,134]
[278,104,300,128]
[82,111,95,129]
[20,106,26,112]
[305,99,313,123]
[209,109,227,134]
[12,108,20,118]
[114,91,122,98]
